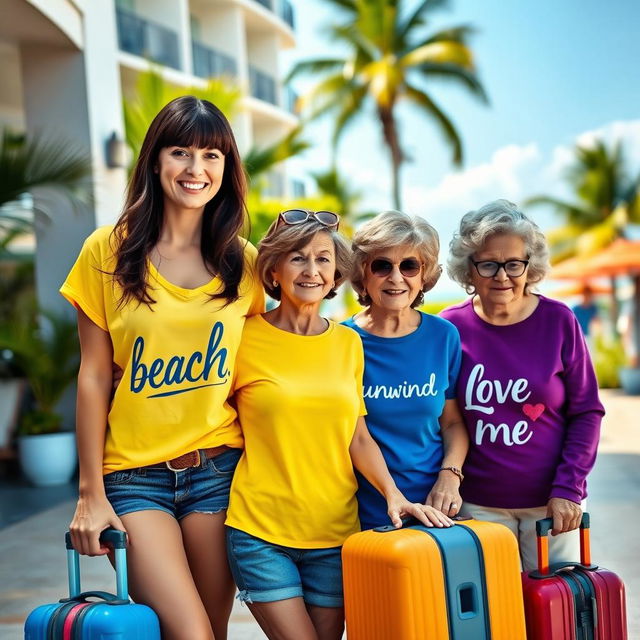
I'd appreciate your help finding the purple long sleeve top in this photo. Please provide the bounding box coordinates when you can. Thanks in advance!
[441,295,604,509]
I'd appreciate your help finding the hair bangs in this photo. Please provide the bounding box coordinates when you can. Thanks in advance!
[158,101,234,154]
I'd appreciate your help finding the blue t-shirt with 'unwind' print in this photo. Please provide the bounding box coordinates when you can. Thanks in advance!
[343,312,461,530]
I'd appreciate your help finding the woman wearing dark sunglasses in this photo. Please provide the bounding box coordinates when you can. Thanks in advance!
[441,199,604,570]
[224,211,451,640]
[344,210,469,531]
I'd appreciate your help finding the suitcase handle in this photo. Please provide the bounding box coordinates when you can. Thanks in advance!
[60,590,129,606]
[373,515,470,533]
[64,528,129,601]
[534,512,595,576]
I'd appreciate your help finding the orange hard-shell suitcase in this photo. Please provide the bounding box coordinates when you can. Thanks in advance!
[342,518,526,640]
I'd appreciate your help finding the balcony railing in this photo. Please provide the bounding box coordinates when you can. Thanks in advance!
[252,0,295,30]
[278,0,295,29]
[249,66,277,106]
[116,8,181,70]
[192,41,237,79]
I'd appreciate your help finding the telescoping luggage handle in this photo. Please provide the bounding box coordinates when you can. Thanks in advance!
[64,528,129,603]
[531,512,598,579]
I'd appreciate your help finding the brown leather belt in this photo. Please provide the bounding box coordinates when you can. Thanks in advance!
[158,445,231,471]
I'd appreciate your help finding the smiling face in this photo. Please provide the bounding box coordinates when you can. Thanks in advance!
[272,231,336,308]
[156,145,225,214]
[470,233,529,305]
[363,244,424,313]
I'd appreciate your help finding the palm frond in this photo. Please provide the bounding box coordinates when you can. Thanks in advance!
[397,0,451,41]
[524,195,595,224]
[411,62,488,102]
[405,84,463,164]
[414,25,477,47]
[0,130,92,212]
[296,73,358,119]
[331,86,368,149]
[243,126,310,181]
[330,24,378,62]
[284,58,346,83]
[401,41,475,70]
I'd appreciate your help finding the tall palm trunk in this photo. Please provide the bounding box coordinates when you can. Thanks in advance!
[379,106,403,210]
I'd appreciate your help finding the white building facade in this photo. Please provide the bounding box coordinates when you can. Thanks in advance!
[0,0,298,312]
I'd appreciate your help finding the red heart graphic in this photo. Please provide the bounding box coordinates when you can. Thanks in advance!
[523,403,545,421]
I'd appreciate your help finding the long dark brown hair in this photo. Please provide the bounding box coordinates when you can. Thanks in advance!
[111,96,248,306]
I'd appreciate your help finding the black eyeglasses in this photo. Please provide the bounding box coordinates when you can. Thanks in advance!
[469,258,529,278]
[277,209,340,230]
[369,258,423,278]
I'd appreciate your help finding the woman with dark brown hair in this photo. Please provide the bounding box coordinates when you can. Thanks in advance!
[60,96,264,640]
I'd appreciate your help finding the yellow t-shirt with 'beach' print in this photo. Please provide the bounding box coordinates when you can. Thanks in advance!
[60,226,264,473]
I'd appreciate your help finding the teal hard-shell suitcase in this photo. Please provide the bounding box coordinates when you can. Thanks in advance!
[24,528,160,639]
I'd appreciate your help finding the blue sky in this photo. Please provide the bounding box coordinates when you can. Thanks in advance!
[282,0,640,297]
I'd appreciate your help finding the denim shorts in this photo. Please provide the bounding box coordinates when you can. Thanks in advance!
[226,526,344,608]
[103,448,242,520]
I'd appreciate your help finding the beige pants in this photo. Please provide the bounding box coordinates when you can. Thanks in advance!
[459,501,585,572]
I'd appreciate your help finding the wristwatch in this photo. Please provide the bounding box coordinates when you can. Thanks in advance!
[439,466,464,482]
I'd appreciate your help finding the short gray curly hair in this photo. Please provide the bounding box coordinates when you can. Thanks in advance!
[447,199,549,293]
[350,210,442,308]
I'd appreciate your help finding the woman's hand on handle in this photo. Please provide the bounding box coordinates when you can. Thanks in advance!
[387,492,455,529]
[69,493,126,556]
[546,497,582,535]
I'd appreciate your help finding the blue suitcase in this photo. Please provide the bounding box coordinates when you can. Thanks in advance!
[24,528,160,639]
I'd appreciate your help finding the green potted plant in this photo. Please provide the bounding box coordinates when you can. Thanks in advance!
[0,308,80,486]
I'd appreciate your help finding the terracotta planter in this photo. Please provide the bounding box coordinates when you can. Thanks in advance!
[18,431,77,486]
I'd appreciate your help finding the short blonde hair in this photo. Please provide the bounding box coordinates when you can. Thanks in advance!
[350,210,442,308]
[447,199,550,293]
[257,218,351,300]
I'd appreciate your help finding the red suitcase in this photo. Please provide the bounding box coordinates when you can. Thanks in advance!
[521,513,627,639]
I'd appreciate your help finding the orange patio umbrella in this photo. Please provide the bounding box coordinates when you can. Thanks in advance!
[552,282,612,297]
[584,238,640,370]
[583,238,640,277]
[549,255,595,280]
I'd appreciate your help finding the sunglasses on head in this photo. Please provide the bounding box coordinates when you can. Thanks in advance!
[277,209,340,230]
[369,258,423,277]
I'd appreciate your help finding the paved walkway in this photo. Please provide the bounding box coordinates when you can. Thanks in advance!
[1,389,638,639]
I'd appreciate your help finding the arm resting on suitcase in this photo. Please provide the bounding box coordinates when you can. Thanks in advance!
[349,417,455,529]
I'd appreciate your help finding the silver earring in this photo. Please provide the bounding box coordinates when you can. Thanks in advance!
[272,280,279,288]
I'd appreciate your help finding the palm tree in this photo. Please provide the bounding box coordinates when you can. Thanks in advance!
[0,129,91,237]
[527,138,640,333]
[527,140,640,263]
[287,0,488,209]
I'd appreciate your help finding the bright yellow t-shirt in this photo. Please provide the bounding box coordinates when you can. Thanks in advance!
[226,315,366,548]
[60,226,264,473]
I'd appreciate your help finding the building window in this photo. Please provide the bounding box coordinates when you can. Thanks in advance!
[115,7,181,71]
